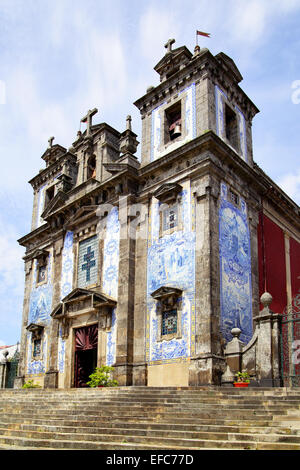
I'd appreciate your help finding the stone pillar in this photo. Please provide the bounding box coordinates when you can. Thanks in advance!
[132,200,148,385]
[189,177,225,385]
[254,292,282,387]
[0,353,9,388]
[15,259,34,387]
[223,328,244,375]
[222,292,283,388]
[44,239,63,388]
[114,196,135,385]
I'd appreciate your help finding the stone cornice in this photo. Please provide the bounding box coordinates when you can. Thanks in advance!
[18,223,51,247]
[134,48,259,121]
[29,152,77,190]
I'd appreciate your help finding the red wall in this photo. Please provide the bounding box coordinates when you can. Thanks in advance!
[257,213,287,314]
[290,236,300,301]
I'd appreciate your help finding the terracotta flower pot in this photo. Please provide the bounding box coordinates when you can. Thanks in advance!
[233,382,249,388]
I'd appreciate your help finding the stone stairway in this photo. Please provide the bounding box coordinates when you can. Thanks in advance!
[0,386,300,450]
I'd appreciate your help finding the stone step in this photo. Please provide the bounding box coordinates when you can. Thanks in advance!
[2,387,300,396]
[2,421,299,443]
[0,434,190,451]
[0,414,285,430]
[0,405,288,420]
[0,427,300,450]
[1,387,300,450]
[1,396,300,405]
[2,401,298,413]
[0,416,296,435]
[2,395,300,405]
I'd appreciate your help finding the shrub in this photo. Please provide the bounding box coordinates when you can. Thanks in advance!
[86,366,118,387]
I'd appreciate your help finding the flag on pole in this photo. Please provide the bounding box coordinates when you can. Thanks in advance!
[196,30,211,38]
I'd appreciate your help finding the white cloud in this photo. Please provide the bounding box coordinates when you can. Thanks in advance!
[139,6,181,61]
[0,224,24,298]
[0,220,25,342]
[219,0,300,56]
[9,67,74,144]
[277,169,300,204]
[228,1,266,45]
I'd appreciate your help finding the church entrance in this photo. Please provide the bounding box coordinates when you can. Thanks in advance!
[74,324,98,388]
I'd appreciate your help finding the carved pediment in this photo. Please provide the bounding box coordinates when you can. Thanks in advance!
[30,248,49,262]
[41,191,68,219]
[51,288,117,319]
[151,286,183,309]
[26,323,45,340]
[41,144,67,165]
[64,206,98,229]
[153,183,183,203]
[51,288,117,339]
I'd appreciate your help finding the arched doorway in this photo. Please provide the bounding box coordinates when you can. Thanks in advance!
[74,324,98,387]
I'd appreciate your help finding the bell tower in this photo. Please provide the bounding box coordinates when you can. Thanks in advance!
[134,39,258,168]
[132,39,261,386]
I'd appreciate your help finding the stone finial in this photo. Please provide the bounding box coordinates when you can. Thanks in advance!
[260,292,273,309]
[146,85,155,93]
[224,328,244,355]
[126,115,132,131]
[119,115,139,155]
[221,364,235,386]
[193,45,200,56]
[231,328,241,339]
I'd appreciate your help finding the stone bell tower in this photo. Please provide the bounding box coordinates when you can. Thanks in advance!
[132,39,260,386]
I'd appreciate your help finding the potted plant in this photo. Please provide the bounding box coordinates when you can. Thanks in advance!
[86,365,118,388]
[233,371,250,388]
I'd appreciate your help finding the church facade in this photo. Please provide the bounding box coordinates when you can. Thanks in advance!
[16,40,300,388]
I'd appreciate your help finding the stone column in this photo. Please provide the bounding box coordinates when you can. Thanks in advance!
[0,353,9,388]
[0,363,6,388]
[44,239,63,388]
[253,292,282,387]
[114,196,136,385]
[189,176,225,385]
[14,259,33,388]
[132,199,149,385]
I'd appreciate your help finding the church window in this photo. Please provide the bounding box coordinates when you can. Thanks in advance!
[36,254,48,286]
[163,204,178,231]
[229,190,239,206]
[33,339,41,358]
[87,155,97,179]
[44,185,55,208]
[225,104,239,150]
[165,101,182,143]
[77,236,98,287]
[37,265,47,284]
[162,309,178,336]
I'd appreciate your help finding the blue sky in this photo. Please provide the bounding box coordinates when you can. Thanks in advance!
[0,0,300,346]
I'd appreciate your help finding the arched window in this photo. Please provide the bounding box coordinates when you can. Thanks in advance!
[87,155,96,179]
